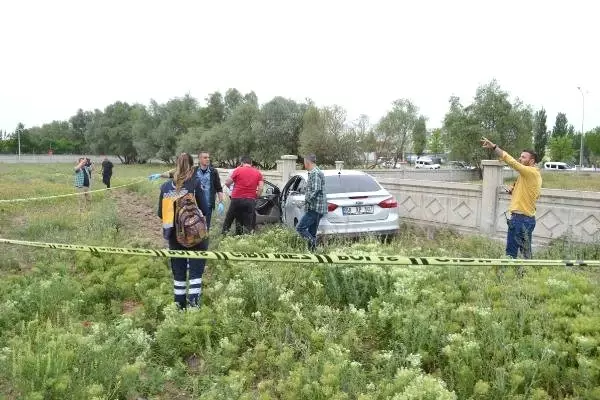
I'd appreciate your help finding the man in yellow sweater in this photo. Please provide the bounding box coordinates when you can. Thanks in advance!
[481,137,542,259]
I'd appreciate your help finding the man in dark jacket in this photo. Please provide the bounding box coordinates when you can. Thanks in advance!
[100,155,114,188]
[149,151,225,230]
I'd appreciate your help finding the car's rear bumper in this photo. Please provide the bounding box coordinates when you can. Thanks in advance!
[316,213,400,236]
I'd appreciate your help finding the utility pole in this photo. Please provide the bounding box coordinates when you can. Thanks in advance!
[577,86,585,167]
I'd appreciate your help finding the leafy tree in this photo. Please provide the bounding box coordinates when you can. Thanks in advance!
[221,102,261,165]
[570,133,589,166]
[443,80,533,172]
[552,113,569,137]
[321,105,358,166]
[14,123,34,154]
[203,124,231,165]
[585,127,600,165]
[412,116,427,156]
[548,135,575,162]
[152,95,200,162]
[443,96,482,165]
[533,108,549,161]
[255,97,305,166]
[299,104,359,166]
[351,115,377,166]
[376,99,419,164]
[428,128,445,154]
[244,91,259,107]
[199,92,225,128]
[0,128,16,153]
[86,102,139,163]
[27,121,73,153]
[130,94,201,162]
[224,88,244,117]
[299,105,330,165]
[132,105,159,162]
[176,126,209,159]
[69,109,93,153]
[572,127,600,166]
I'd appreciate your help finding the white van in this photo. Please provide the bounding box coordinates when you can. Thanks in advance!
[544,162,576,171]
[415,157,441,169]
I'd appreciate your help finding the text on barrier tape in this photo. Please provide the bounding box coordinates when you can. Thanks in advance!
[0,238,598,267]
[0,179,145,203]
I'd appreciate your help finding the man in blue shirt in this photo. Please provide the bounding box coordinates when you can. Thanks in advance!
[194,151,225,229]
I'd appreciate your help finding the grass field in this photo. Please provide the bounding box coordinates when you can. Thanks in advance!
[1,163,600,399]
[502,170,600,192]
[537,171,600,191]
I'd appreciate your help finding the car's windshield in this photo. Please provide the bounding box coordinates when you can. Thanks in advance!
[325,174,381,194]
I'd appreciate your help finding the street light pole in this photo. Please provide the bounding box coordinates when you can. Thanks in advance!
[577,86,585,167]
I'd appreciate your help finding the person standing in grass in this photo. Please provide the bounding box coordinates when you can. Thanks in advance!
[221,155,263,235]
[74,157,92,212]
[158,153,209,309]
[481,137,542,259]
[295,154,327,252]
[224,168,243,235]
[100,155,114,189]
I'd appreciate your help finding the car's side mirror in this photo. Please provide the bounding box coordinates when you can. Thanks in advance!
[265,187,274,195]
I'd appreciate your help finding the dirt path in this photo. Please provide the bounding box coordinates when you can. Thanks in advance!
[112,190,164,247]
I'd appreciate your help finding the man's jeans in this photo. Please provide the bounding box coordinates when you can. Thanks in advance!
[506,213,536,259]
[296,210,323,251]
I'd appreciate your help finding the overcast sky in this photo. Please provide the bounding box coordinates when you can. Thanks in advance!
[1,0,597,134]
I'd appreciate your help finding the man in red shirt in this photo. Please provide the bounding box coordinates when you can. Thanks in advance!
[221,155,263,235]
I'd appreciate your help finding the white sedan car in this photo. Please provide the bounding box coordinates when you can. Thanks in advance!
[255,170,399,238]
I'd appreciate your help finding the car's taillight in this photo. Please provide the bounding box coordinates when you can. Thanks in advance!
[327,202,338,212]
[378,197,398,208]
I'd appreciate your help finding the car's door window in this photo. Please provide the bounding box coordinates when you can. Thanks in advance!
[260,180,279,197]
[281,176,301,203]
[296,178,307,194]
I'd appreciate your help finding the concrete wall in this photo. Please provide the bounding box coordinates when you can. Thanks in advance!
[377,178,483,236]
[364,168,480,182]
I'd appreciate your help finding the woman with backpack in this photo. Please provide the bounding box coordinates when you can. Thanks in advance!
[158,153,210,309]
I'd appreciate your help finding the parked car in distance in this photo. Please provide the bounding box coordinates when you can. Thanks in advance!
[449,161,476,170]
[544,162,576,171]
[254,170,399,238]
[415,157,441,169]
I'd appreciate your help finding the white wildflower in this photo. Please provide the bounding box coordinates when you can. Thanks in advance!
[407,353,422,368]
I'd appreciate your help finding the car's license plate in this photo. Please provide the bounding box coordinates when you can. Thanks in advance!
[342,206,374,215]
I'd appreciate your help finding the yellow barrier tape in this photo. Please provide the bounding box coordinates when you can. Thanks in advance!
[1,238,598,267]
[0,179,145,203]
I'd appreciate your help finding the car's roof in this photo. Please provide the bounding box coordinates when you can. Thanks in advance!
[293,169,372,178]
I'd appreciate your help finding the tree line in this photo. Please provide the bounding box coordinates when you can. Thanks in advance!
[1,82,599,168]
